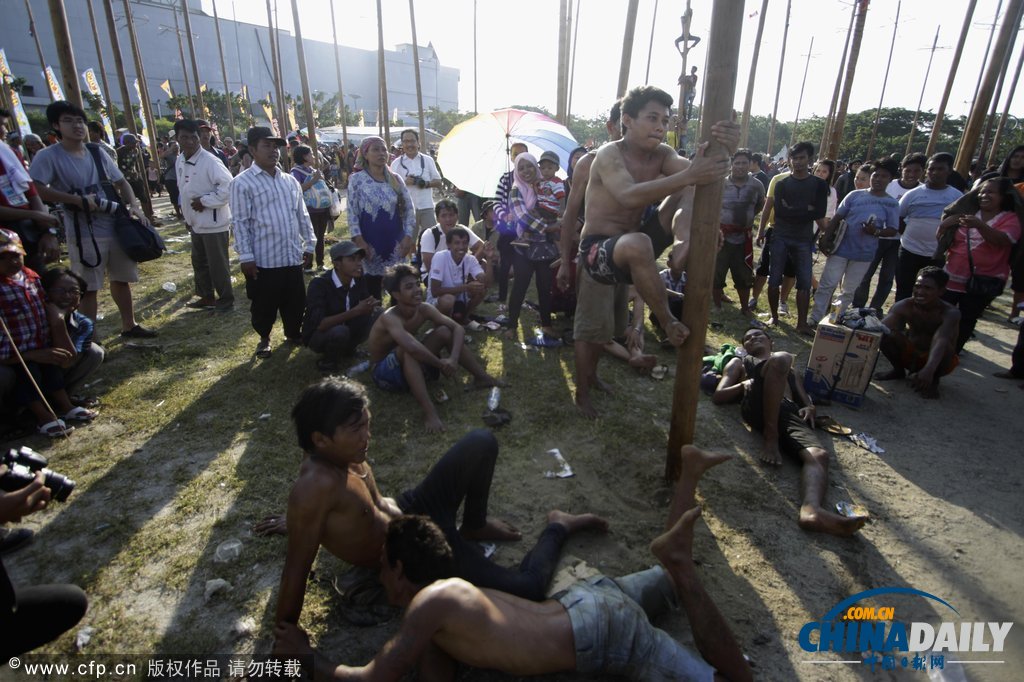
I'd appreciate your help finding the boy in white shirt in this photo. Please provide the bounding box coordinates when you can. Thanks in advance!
[428,226,493,324]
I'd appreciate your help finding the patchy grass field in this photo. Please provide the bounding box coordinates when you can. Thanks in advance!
[5,193,1023,682]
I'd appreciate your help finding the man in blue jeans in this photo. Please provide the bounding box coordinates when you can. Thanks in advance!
[261,377,607,630]
[764,142,828,335]
[275,445,753,681]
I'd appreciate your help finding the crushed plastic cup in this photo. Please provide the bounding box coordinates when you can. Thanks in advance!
[162,281,177,292]
[487,387,501,411]
[214,538,242,562]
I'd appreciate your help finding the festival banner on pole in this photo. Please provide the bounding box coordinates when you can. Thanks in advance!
[81,68,114,141]
[133,78,150,144]
[44,65,65,101]
[287,101,298,134]
[261,96,279,135]
[0,50,34,138]
[0,48,13,78]
[160,79,173,98]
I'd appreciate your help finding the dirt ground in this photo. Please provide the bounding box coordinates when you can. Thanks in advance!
[4,193,1022,682]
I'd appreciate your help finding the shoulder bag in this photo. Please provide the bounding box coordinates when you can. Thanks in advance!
[86,144,166,263]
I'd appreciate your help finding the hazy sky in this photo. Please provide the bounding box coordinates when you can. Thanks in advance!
[212,0,1022,123]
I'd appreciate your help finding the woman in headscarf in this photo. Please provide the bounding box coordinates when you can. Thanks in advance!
[347,136,416,299]
[505,152,559,339]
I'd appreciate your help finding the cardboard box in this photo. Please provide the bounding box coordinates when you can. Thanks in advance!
[803,323,882,409]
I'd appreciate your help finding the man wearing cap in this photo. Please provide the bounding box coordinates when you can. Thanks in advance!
[390,129,443,237]
[175,119,234,311]
[300,240,377,372]
[196,119,229,168]
[230,126,315,359]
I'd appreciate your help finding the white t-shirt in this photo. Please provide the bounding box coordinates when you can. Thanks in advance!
[389,152,442,210]
[418,225,482,276]
[427,250,484,303]
[899,184,963,257]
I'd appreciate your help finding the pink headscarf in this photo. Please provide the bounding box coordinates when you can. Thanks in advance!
[512,152,540,210]
[354,136,407,216]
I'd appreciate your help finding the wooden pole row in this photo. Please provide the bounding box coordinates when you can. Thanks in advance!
[766,0,791,156]
[820,3,856,159]
[866,0,901,161]
[927,0,977,156]
[825,0,870,161]
[739,0,769,148]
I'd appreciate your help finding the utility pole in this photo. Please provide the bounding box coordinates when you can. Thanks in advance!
[563,0,573,124]
[172,8,195,117]
[767,0,791,157]
[821,4,856,158]
[739,0,769,148]
[667,0,745,481]
[567,0,581,120]
[906,26,940,156]
[826,0,870,161]
[927,0,977,155]
[180,0,205,115]
[557,0,568,120]
[617,0,640,98]
[102,0,138,135]
[408,0,426,144]
[472,0,478,114]
[376,0,391,143]
[212,0,236,138]
[47,0,83,106]
[955,0,1024,177]
[24,0,50,88]
[866,0,900,160]
[86,0,116,121]
[329,0,348,146]
[790,37,814,146]
[290,0,318,155]
[120,0,156,208]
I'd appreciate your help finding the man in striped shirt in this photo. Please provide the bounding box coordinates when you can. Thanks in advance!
[230,127,315,359]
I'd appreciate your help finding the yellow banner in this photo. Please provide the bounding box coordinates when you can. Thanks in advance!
[241,84,248,101]
[0,49,12,77]
[261,102,278,136]
[81,68,114,141]
[44,65,65,101]
[200,82,208,93]
[7,87,33,138]
[287,101,298,133]
[133,78,153,149]
[160,79,173,98]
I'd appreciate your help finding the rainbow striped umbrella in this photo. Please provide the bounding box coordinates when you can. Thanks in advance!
[437,109,578,198]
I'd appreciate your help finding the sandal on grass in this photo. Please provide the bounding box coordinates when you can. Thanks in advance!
[70,395,100,409]
[38,419,74,438]
[63,406,97,423]
[815,415,852,436]
[255,341,273,359]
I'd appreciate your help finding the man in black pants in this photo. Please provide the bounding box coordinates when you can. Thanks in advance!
[0,470,88,657]
[259,377,606,631]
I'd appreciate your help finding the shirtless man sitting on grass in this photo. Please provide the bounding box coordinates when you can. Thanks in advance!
[567,85,737,417]
[367,264,502,433]
[262,377,607,632]
[276,445,752,682]
[712,328,866,537]
[875,266,960,399]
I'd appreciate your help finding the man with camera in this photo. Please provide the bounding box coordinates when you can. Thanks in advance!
[30,101,157,339]
[1,448,87,658]
[390,129,443,237]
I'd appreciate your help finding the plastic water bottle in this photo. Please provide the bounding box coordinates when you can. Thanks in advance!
[487,387,501,411]
[162,281,177,292]
[346,360,370,377]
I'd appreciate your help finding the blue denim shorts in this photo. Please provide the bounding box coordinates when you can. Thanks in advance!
[554,566,715,681]
[768,232,814,290]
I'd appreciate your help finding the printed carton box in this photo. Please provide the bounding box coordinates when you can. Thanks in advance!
[803,323,882,408]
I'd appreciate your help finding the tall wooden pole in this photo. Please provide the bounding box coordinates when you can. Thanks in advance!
[977,0,1024,167]
[739,0,769,148]
[790,37,814,146]
[173,8,196,117]
[927,0,977,155]
[990,40,1024,164]
[971,0,1004,107]
[906,26,940,156]
[329,0,348,146]
[212,0,236,137]
[180,0,205,115]
[616,0,641,98]
[766,0,791,157]
[826,0,870,161]
[408,0,426,144]
[290,0,318,155]
[955,0,1024,177]
[24,0,50,87]
[265,0,287,137]
[674,0,693,143]
[563,0,573,124]
[102,0,137,135]
[557,0,568,121]
[567,0,581,120]
[376,0,391,143]
[644,0,660,84]
[119,0,155,150]
[472,0,478,114]
[820,4,856,158]
[666,0,745,481]
[46,0,83,106]
[86,0,116,120]
[866,0,900,161]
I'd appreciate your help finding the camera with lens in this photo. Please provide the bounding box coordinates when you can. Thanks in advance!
[414,176,428,189]
[0,447,76,502]
[92,197,121,215]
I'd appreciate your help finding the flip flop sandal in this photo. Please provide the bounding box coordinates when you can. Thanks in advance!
[38,419,74,438]
[255,343,273,359]
[70,395,100,409]
[815,415,852,436]
[63,406,97,424]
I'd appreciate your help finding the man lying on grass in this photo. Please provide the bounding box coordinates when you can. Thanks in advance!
[276,446,753,682]
[257,377,607,632]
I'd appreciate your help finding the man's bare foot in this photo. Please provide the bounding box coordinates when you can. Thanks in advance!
[665,320,690,347]
[628,353,658,371]
[461,517,522,542]
[796,324,816,338]
[875,368,905,381]
[650,507,701,570]
[759,443,783,466]
[679,445,732,478]
[799,506,866,536]
[253,515,288,536]
[548,510,610,534]
[574,391,599,418]
[425,415,445,433]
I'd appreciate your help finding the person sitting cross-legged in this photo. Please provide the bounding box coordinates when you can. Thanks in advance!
[275,445,753,682]
[427,226,493,325]
[712,327,866,536]
[300,241,379,373]
[367,264,502,433]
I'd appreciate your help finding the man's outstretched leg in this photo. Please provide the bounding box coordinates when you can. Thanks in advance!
[573,340,603,418]
[796,446,867,537]
[611,234,689,346]
[756,353,791,466]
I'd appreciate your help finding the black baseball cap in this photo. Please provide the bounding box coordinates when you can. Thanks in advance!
[246,126,285,147]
